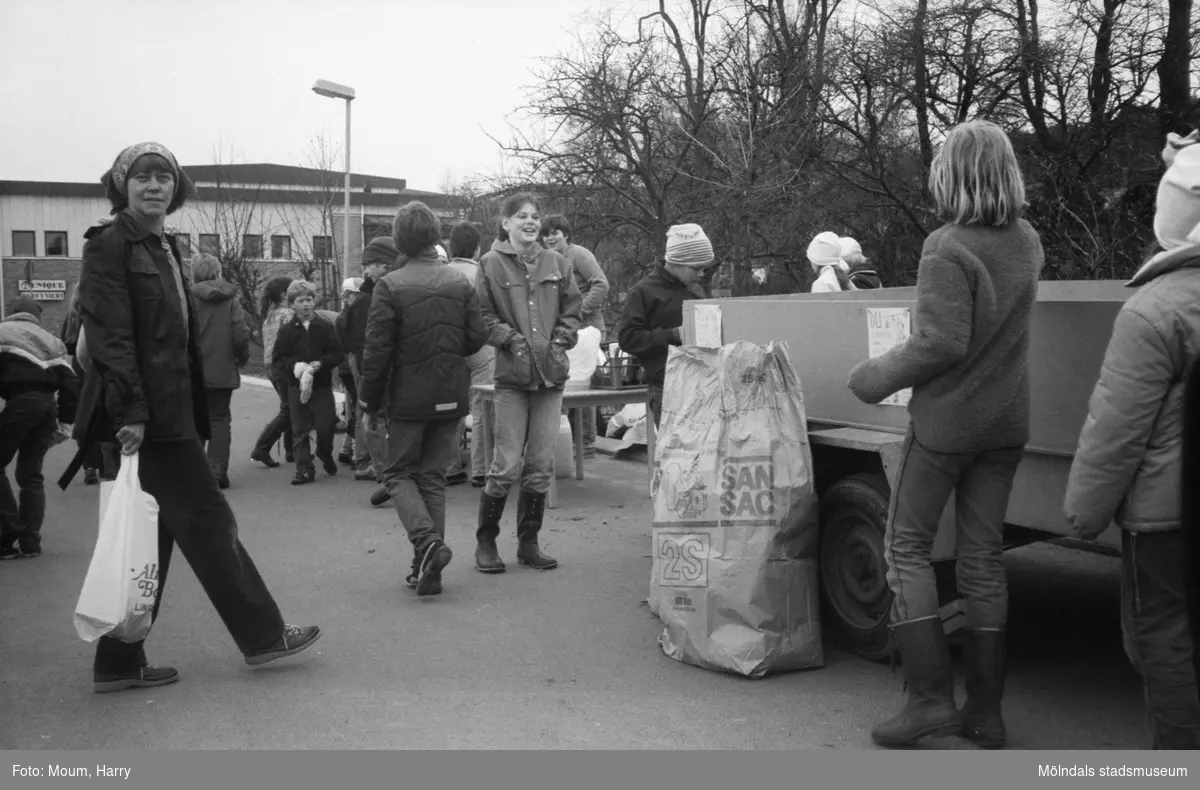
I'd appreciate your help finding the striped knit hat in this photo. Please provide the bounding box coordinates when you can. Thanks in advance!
[664,223,714,267]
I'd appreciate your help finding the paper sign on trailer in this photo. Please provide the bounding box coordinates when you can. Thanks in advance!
[866,307,912,407]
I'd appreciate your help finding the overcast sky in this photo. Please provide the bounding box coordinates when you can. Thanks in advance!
[0,0,656,192]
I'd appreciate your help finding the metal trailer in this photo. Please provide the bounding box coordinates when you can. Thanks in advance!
[680,280,1131,660]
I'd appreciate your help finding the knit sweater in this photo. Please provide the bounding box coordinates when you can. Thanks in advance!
[847,219,1044,453]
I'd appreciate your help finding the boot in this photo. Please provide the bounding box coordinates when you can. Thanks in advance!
[515,489,557,570]
[870,617,962,747]
[475,493,507,573]
[961,628,1007,749]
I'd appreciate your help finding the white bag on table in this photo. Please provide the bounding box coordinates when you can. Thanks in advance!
[74,453,161,643]
[565,326,604,383]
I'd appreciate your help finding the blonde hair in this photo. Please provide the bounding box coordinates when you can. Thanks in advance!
[191,253,222,283]
[286,279,317,304]
[929,120,1025,227]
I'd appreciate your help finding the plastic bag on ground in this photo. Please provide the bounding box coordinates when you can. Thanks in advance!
[74,453,161,643]
[648,340,823,677]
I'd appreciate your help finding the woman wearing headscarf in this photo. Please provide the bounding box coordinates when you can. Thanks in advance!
[67,142,320,694]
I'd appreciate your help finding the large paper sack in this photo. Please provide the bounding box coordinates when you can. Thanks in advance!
[74,453,161,643]
[648,341,823,677]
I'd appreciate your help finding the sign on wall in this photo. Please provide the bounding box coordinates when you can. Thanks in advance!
[18,279,67,301]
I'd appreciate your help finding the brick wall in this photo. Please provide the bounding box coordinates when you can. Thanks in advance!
[2,257,81,337]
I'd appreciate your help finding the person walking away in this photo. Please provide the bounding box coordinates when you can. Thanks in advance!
[541,214,610,457]
[271,280,345,486]
[0,296,80,559]
[344,237,402,502]
[847,120,1042,749]
[1064,130,1200,750]
[250,277,296,468]
[808,231,855,293]
[474,193,582,574]
[359,202,489,595]
[335,277,363,466]
[448,221,496,488]
[189,253,250,490]
[617,224,714,428]
[66,142,319,692]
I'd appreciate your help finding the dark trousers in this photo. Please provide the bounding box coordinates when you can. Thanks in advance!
[0,392,57,550]
[253,371,294,460]
[204,388,234,477]
[93,439,285,672]
[648,383,664,429]
[288,386,336,472]
[381,418,460,554]
[1120,530,1200,749]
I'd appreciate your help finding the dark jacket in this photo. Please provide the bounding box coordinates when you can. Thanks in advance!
[335,306,354,377]
[1065,244,1200,538]
[618,263,706,387]
[342,276,377,366]
[73,211,210,448]
[271,312,345,391]
[190,280,250,390]
[0,312,80,423]
[477,240,582,390]
[359,250,489,420]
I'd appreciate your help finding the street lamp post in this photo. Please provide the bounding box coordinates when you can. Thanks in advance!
[311,79,357,294]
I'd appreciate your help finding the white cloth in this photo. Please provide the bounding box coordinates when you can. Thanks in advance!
[293,362,315,404]
[810,266,844,293]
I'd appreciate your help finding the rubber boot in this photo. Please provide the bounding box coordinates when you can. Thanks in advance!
[961,628,1007,749]
[475,493,507,573]
[515,489,557,570]
[870,617,962,747]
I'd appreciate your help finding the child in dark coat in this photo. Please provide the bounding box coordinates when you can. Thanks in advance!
[272,280,346,485]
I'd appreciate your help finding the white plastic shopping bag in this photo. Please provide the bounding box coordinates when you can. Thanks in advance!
[74,453,161,643]
[566,326,604,383]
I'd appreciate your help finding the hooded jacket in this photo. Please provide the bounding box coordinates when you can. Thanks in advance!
[477,239,582,390]
[1065,245,1200,538]
[0,312,80,422]
[190,279,250,390]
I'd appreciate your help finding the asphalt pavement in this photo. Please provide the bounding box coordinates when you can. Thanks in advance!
[0,384,1149,749]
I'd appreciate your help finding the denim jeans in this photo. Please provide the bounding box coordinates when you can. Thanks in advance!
[288,386,336,472]
[485,386,564,498]
[204,388,233,477]
[0,392,57,549]
[460,352,495,480]
[381,419,460,554]
[93,439,284,672]
[884,432,1023,629]
[1120,529,1200,749]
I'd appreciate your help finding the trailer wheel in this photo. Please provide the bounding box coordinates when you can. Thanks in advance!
[819,473,894,662]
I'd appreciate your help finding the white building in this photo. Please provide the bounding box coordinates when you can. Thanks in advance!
[1,163,460,331]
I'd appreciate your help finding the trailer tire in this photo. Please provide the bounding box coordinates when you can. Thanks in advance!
[819,473,894,662]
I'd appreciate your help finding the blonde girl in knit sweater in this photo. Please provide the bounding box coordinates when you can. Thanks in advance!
[848,120,1044,750]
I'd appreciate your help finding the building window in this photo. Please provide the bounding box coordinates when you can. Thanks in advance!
[199,234,220,257]
[242,234,263,259]
[313,235,333,261]
[12,231,35,257]
[45,231,68,257]
[173,234,192,258]
[271,235,292,260]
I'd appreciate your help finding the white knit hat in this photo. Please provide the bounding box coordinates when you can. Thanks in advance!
[838,236,862,260]
[664,223,714,267]
[807,231,845,271]
[1155,131,1200,250]
[340,277,362,293]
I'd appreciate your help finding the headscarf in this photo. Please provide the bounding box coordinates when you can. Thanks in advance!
[109,142,183,195]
